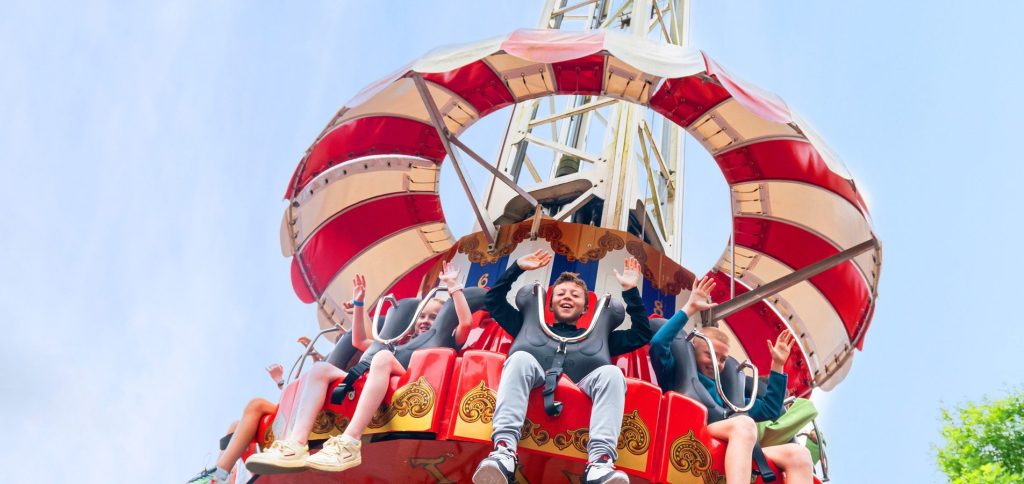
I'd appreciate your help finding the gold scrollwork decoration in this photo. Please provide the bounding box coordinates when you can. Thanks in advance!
[618,410,651,456]
[313,409,338,434]
[670,430,724,484]
[520,418,551,447]
[261,426,275,451]
[459,381,497,424]
[368,376,435,428]
[553,429,590,454]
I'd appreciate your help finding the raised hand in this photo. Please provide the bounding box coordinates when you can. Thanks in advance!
[342,300,355,315]
[352,274,366,303]
[613,257,642,290]
[682,276,718,317]
[767,329,796,373]
[517,249,553,271]
[438,261,461,287]
[265,363,284,386]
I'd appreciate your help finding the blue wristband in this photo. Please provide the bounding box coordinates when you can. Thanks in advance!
[352,300,364,307]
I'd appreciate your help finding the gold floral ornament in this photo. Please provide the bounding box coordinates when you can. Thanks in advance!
[459,381,496,424]
[670,430,725,484]
[368,376,435,428]
[617,410,650,455]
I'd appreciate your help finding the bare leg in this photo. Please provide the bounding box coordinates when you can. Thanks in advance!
[763,443,814,484]
[343,350,405,440]
[285,362,348,444]
[707,415,758,484]
[217,398,276,470]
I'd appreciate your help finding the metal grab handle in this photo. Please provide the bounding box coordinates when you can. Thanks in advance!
[368,294,401,344]
[371,286,450,345]
[286,324,343,384]
[811,418,829,482]
[686,329,759,413]
[532,281,609,344]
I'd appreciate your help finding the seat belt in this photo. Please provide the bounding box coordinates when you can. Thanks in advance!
[543,342,567,417]
[752,442,777,482]
[330,359,372,405]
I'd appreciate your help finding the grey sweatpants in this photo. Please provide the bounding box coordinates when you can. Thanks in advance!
[490,351,627,462]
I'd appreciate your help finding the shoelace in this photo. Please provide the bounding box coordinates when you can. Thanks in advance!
[269,440,296,456]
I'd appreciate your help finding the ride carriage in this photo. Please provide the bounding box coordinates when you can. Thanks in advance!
[234,6,881,482]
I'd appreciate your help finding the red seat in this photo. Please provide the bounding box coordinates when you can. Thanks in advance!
[442,349,663,480]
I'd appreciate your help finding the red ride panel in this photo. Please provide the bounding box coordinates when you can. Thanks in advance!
[648,74,732,128]
[294,193,444,296]
[734,216,872,340]
[422,61,516,118]
[716,139,869,215]
[551,54,606,95]
[708,271,814,396]
[286,117,446,198]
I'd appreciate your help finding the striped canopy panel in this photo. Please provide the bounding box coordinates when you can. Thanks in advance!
[280,29,881,393]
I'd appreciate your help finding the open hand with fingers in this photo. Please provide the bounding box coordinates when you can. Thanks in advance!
[351,274,366,304]
[265,363,284,387]
[613,257,643,290]
[682,276,718,317]
[438,261,461,288]
[768,329,797,373]
[516,249,553,271]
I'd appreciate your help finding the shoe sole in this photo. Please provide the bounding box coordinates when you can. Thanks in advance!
[588,472,630,484]
[306,456,362,473]
[472,461,511,484]
[245,458,308,476]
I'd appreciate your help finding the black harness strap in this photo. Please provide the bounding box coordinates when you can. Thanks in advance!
[543,342,568,417]
[219,432,233,451]
[330,359,372,405]
[752,442,777,482]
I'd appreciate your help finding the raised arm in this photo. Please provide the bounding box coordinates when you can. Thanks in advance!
[349,274,373,351]
[747,329,795,421]
[438,261,474,346]
[650,276,718,377]
[608,257,653,356]
[484,249,552,337]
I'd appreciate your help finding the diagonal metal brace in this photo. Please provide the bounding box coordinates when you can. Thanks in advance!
[413,74,497,245]
[703,238,878,325]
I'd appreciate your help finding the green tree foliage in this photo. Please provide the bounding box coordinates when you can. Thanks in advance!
[937,389,1024,483]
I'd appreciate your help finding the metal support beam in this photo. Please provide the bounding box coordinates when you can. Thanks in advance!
[413,75,497,246]
[447,135,539,207]
[529,98,617,128]
[703,238,879,324]
[639,118,675,193]
[522,132,604,164]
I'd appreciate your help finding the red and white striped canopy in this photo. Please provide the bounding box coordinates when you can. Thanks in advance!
[280,29,881,392]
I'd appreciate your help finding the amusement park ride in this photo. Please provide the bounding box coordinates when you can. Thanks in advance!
[218,0,882,482]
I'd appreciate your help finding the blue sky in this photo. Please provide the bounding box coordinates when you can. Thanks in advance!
[2,1,1022,482]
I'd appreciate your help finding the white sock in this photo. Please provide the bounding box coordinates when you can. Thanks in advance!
[340,434,359,444]
[213,467,230,480]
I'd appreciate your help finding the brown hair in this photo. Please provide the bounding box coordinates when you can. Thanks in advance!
[551,272,589,311]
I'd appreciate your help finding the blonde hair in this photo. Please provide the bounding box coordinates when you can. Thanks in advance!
[700,326,730,346]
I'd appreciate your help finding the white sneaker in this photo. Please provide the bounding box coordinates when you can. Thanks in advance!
[244,439,309,475]
[306,435,362,472]
[584,456,629,484]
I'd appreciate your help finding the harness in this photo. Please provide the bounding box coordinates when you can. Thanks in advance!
[507,282,625,416]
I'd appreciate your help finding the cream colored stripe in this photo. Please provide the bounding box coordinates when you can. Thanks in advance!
[319,223,453,326]
[688,98,802,154]
[483,54,556,100]
[731,180,878,290]
[331,77,479,135]
[280,156,440,256]
[717,247,852,384]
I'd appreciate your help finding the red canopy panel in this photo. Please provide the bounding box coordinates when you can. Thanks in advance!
[707,271,814,396]
[551,54,606,95]
[287,117,446,199]
[716,139,869,215]
[734,217,871,340]
[421,60,516,118]
[648,74,732,128]
[293,193,444,297]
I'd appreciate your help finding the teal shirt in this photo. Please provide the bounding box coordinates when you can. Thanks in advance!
[697,371,788,422]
